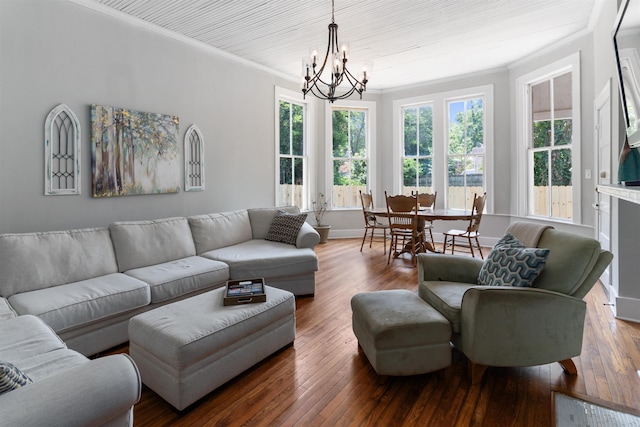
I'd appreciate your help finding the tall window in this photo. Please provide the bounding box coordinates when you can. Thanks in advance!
[529,72,573,219]
[393,85,493,211]
[402,105,433,195]
[516,54,580,222]
[331,107,369,208]
[277,95,308,209]
[447,97,485,210]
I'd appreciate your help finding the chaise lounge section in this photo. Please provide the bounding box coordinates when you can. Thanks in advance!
[0,315,141,427]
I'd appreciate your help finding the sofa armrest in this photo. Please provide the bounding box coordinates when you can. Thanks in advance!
[296,222,320,249]
[460,287,587,367]
[0,354,141,427]
[417,253,484,284]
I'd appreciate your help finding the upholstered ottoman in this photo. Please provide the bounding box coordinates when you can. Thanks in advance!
[128,285,295,410]
[351,289,452,376]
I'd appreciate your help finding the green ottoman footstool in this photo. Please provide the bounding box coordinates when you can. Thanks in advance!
[351,289,452,376]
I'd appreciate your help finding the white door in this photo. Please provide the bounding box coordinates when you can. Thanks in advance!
[594,81,612,299]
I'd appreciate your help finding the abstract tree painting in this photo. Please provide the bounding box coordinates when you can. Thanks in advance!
[91,105,180,197]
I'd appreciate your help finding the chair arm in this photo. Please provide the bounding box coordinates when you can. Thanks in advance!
[296,222,321,249]
[0,354,141,427]
[460,287,587,367]
[417,253,484,283]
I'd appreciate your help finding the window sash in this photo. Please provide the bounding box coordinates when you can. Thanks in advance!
[276,93,309,210]
[402,104,434,194]
[331,108,369,209]
[515,52,580,223]
[526,72,574,220]
[446,97,486,211]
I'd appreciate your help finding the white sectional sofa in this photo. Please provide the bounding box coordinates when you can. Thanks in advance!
[0,206,319,357]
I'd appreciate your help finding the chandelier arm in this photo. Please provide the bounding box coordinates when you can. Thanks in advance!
[342,68,365,87]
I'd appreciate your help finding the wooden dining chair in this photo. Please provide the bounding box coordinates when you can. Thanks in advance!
[412,191,437,249]
[384,191,425,265]
[359,190,389,253]
[442,192,487,259]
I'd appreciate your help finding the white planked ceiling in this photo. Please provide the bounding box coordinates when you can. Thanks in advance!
[82,0,600,90]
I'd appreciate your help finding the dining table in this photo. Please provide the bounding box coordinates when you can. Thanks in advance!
[366,208,478,254]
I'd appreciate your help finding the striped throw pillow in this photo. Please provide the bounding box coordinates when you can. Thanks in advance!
[0,361,32,395]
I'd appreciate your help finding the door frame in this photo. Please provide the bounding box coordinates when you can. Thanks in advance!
[594,79,613,302]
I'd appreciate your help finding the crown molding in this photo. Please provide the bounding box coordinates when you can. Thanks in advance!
[68,0,298,83]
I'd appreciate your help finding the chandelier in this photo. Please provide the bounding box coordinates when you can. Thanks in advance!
[301,0,370,103]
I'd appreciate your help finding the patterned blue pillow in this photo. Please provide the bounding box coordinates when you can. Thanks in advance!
[478,235,550,287]
[0,361,32,395]
[265,210,307,246]
[493,233,524,249]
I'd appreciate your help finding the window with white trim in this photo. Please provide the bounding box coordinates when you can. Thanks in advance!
[516,53,580,222]
[393,85,493,211]
[402,104,433,195]
[446,97,485,210]
[276,88,310,210]
[529,73,573,219]
[329,102,375,209]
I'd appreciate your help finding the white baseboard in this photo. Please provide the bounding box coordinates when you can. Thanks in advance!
[615,296,640,323]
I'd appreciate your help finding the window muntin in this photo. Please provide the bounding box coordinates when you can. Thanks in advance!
[332,107,368,208]
[277,99,307,209]
[402,105,433,195]
[528,71,573,219]
[447,97,485,210]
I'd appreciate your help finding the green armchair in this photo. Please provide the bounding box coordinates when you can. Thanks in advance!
[417,222,613,384]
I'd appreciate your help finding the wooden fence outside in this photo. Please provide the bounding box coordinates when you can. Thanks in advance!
[280,185,572,219]
[533,186,572,219]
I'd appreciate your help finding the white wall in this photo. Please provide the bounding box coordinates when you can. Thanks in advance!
[0,0,298,233]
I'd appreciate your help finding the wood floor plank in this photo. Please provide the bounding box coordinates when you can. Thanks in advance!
[103,238,640,426]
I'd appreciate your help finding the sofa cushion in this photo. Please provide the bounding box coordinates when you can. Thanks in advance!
[0,228,119,298]
[124,256,229,303]
[200,240,318,281]
[0,315,66,362]
[110,217,196,272]
[187,210,253,254]
[265,210,308,246]
[477,234,550,287]
[418,281,475,334]
[0,361,32,394]
[8,274,151,333]
[247,206,300,239]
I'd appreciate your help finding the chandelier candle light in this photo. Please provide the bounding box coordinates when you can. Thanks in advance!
[302,0,370,103]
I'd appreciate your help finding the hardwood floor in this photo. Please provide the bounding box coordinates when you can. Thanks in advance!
[111,238,640,426]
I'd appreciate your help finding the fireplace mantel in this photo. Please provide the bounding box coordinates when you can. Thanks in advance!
[597,184,640,204]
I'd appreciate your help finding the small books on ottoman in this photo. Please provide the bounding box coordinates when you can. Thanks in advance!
[223,278,266,306]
